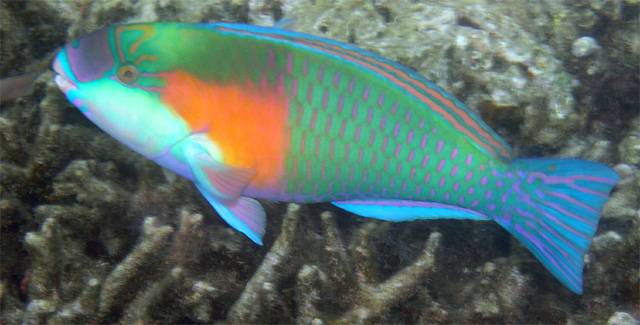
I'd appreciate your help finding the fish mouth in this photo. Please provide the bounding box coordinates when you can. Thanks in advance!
[52,57,78,94]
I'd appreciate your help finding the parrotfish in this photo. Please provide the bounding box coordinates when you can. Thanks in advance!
[52,22,619,294]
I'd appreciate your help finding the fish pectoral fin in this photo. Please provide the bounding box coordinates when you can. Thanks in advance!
[184,138,265,245]
[332,200,490,222]
[183,137,258,201]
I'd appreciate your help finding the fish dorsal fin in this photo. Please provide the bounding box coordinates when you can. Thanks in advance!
[211,23,514,161]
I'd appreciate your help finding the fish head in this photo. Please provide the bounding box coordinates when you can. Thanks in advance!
[52,23,191,159]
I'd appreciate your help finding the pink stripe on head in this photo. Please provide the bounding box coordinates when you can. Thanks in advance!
[354,125,361,142]
[481,176,488,185]
[378,93,385,107]
[396,162,403,175]
[367,107,373,125]
[453,181,459,191]
[391,102,398,114]
[363,84,370,101]
[465,170,473,181]
[382,136,388,152]
[408,150,415,162]
[368,131,376,147]
[466,154,472,166]
[380,115,387,130]
[468,187,475,194]
[451,148,458,160]
[393,122,401,138]
[358,148,364,164]
[405,109,411,123]
[416,184,421,195]
[451,164,459,177]
[384,158,390,171]
[371,152,377,168]
[335,163,340,180]
[349,165,354,181]
[300,132,306,154]
[333,71,340,87]
[410,167,416,179]
[321,161,326,180]
[419,118,425,129]
[338,95,344,114]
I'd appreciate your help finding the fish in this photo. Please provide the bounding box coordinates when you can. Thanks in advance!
[51,22,619,294]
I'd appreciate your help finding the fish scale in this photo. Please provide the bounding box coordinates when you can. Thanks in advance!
[52,22,619,294]
[278,41,499,210]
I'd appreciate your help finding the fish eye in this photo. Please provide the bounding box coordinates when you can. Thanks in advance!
[117,64,138,84]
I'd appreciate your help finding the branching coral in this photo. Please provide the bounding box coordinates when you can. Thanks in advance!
[299,213,442,324]
[227,208,443,324]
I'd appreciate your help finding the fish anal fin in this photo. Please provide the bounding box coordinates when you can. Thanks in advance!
[332,200,490,222]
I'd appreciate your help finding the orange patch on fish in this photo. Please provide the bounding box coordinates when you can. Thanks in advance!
[159,71,290,186]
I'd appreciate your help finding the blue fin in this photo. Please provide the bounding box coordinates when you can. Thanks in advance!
[333,200,490,222]
[183,137,265,245]
[195,184,266,245]
[499,158,619,294]
[273,17,298,31]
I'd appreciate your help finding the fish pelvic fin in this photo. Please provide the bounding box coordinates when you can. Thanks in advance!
[183,136,265,245]
[497,158,619,294]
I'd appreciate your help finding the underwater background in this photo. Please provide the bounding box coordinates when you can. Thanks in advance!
[1,0,638,323]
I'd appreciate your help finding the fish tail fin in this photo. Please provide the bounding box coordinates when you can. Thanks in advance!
[496,158,619,294]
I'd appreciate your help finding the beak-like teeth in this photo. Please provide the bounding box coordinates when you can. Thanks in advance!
[52,57,77,94]
[54,74,74,93]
